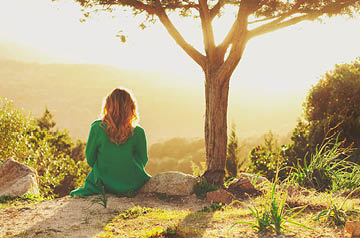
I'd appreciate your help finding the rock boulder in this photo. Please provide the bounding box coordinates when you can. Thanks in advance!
[139,171,197,196]
[345,221,360,237]
[227,173,266,197]
[206,189,235,204]
[0,159,39,197]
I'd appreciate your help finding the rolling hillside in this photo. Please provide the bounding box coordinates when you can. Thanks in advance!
[0,59,206,143]
[0,58,303,144]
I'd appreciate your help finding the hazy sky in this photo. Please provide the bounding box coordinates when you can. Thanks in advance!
[1,0,360,138]
[1,1,359,82]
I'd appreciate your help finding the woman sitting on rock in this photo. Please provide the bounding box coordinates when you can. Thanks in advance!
[70,88,151,197]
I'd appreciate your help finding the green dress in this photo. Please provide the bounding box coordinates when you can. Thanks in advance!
[70,120,151,197]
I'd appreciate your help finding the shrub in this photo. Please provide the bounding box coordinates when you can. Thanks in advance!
[0,98,89,198]
[291,134,360,193]
[285,58,360,167]
[0,98,35,161]
[225,124,245,179]
[193,178,220,199]
[248,131,287,181]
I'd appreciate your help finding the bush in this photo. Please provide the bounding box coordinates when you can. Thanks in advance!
[291,134,360,192]
[0,98,35,161]
[225,124,246,179]
[0,98,89,198]
[248,131,287,181]
[285,58,360,166]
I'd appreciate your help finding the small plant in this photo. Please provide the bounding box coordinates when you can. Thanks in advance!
[315,203,347,227]
[201,202,224,212]
[314,186,360,227]
[119,206,154,219]
[91,183,108,208]
[161,225,181,237]
[331,165,360,192]
[20,193,44,202]
[231,170,308,235]
[0,195,13,203]
[193,177,220,199]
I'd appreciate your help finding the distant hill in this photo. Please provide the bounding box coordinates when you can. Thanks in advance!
[0,59,303,144]
[0,60,206,143]
[0,41,54,63]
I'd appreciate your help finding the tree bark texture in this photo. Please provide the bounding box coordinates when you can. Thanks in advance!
[203,70,230,185]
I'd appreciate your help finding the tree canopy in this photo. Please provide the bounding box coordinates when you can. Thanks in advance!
[73,0,360,73]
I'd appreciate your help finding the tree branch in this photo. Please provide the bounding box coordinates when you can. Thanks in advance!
[209,0,224,20]
[248,0,359,39]
[154,0,206,68]
[247,12,320,39]
[77,0,157,14]
[215,4,249,84]
[216,6,242,60]
[248,15,279,24]
[199,0,216,62]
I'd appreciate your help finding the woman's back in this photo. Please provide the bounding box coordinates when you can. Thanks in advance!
[70,88,151,197]
[89,121,150,194]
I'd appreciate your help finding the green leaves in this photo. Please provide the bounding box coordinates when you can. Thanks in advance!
[231,171,309,235]
[193,177,220,199]
[0,99,89,198]
[291,134,360,192]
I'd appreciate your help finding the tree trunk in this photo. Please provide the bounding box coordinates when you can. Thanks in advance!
[202,70,230,185]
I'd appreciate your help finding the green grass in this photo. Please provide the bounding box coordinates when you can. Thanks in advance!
[0,193,45,208]
[291,135,360,193]
[93,180,360,238]
[231,171,309,235]
[193,178,220,199]
[91,184,108,208]
[93,194,358,238]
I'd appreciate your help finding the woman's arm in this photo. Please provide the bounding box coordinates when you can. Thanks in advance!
[85,122,100,168]
[135,127,149,168]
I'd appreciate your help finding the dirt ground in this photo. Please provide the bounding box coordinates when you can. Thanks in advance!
[0,193,210,238]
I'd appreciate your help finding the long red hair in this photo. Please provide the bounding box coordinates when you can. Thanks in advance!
[101,88,139,145]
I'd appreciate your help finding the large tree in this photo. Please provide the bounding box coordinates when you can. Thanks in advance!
[67,0,359,184]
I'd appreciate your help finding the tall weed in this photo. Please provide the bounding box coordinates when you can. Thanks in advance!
[231,170,308,235]
[291,135,359,192]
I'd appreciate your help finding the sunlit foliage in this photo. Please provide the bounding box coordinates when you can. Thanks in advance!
[249,59,360,192]
[248,131,287,180]
[285,57,360,166]
[0,98,89,198]
[225,124,246,179]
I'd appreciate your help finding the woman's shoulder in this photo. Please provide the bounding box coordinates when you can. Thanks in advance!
[91,119,102,126]
[90,120,104,130]
[133,125,145,134]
